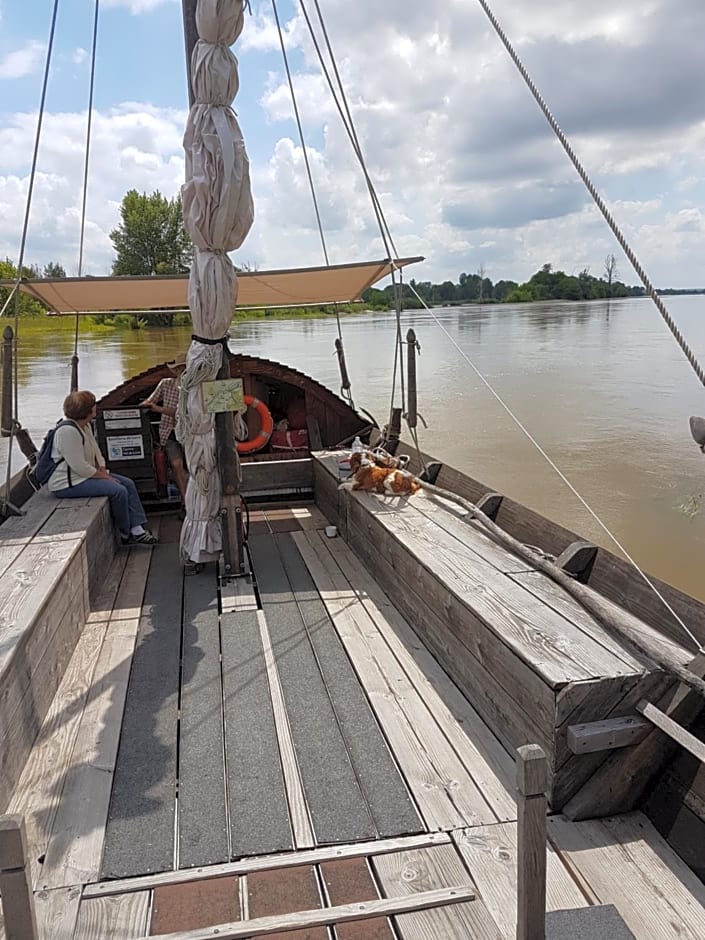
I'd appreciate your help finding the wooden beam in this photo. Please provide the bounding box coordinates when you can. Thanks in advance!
[516,745,547,940]
[567,715,652,754]
[132,885,474,940]
[84,832,451,898]
[637,700,705,765]
[0,815,38,940]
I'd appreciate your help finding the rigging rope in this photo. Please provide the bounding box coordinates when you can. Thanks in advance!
[475,0,705,388]
[298,0,407,421]
[2,0,61,511]
[271,0,353,407]
[71,0,101,392]
[405,280,702,653]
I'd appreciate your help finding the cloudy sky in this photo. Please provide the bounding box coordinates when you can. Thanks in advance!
[1,0,704,288]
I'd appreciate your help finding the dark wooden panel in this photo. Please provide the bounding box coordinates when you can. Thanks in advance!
[241,459,313,497]
[247,865,327,940]
[248,534,376,845]
[276,533,422,838]
[150,876,240,934]
[321,858,395,940]
[221,607,294,858]
[101,541,182,879]
[178,565,228,868]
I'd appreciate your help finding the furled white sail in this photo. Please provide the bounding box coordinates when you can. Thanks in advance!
[178,0,254,563]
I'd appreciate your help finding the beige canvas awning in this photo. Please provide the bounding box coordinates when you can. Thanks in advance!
[4,257,423,314]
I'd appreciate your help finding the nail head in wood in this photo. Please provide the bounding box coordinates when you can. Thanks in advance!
[516,745,548,796]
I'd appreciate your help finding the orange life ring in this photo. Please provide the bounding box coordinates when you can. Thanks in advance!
[236,395,274,455]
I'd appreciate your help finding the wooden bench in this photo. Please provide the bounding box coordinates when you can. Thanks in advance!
[0,489,115,811]
[312,451,691,810]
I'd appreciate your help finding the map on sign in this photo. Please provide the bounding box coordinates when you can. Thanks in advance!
[202,378,245,414]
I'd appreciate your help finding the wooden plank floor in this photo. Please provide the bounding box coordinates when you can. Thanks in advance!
[5,503,705,939]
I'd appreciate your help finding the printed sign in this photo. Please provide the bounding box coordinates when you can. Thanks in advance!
[202,378,245,414]
[104,416,142,430]
[107,435,145,461]
[104,408,141,421]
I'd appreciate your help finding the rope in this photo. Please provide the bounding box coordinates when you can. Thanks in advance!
[405,280,702,653]
[475,0,705,387]
[71,0,101,390]
[299,0,409,424]
[2,0,60,512]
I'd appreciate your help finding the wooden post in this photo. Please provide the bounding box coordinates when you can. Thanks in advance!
[1,325,13,437]
[0,815,38,940]
[406,328,418,430]
[215,354,245,577]
[516,745,548,940]
[182,0,198,108]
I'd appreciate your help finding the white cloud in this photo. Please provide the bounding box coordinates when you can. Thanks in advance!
[102,0,176,14]
[0,41,45,80]
[2,0,705,287]
[72,48,88,67]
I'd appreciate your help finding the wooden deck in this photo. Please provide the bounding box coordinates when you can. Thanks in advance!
[2,502,705,938]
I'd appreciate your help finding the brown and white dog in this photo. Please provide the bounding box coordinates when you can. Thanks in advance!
[348,450,420,496]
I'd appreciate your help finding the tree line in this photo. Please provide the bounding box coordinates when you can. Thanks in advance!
[3,188,695,322]
[363,259,646,309]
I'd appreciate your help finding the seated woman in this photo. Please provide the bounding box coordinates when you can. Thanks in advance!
[48,390,158,545]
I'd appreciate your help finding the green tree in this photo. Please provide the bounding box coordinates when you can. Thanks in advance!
[111,190,192,277]
[43,261,66,278]
[0,259,47,317]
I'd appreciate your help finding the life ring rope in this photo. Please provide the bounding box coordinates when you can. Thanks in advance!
[237,394,274,455]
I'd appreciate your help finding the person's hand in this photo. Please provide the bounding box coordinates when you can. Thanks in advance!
[140,401,158,411]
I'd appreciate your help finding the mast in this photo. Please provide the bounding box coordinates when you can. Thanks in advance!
[177,0,255,571]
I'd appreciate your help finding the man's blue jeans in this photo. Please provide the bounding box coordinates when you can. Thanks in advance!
[53,472,146,538]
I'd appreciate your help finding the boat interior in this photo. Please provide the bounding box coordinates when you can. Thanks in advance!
[1,439,704,938]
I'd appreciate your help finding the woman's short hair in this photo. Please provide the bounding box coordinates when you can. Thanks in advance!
[63,390,97,420]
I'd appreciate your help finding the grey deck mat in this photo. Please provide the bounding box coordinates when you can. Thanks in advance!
[248,533,377,844]
[178,566,228,868]
[101,541,182,879]
[276,533,422,837]
[546,905,636,939]
[221,606,294,857]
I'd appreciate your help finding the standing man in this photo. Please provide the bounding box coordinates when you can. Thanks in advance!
[141,353,188,507]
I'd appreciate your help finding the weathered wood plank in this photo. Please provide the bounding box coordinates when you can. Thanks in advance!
[240,458,313,497]
[255,608,314,850]
[0,488,57,581]
[548,812,705,940]
[144,888,475,940]
[179,565,228,868]
[0,815,38,940]
[276,533,423,839]
[516,745,548,940]
[294,530,494,831]
[316,529,517,822]
[83,833,451,899]
[637,700,705,765]
[372,844,498,940]
[567,715,652,754]
[34,885,82,940]
[248,533,376,845]
[72,892,151,940]
[453,822,588,938]
[100,540,181,880]
[221,607,294,858]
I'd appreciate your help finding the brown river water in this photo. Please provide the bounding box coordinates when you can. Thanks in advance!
[2,295,705,609]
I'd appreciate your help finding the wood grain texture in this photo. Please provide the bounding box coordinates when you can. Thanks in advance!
[83,833,451,899]
[293,530,493,831]
[316,530,517,822]
[72,892,150,940]
[372,843,498,940]
[548,812,705,940]
[453,822,588,938]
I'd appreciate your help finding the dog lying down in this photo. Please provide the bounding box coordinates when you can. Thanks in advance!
[348,449,421,496]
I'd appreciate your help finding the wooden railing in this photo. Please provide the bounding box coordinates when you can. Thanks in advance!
[516,744,548,940]
[0,815,38,939]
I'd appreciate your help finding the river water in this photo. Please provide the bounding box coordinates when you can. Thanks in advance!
[2,295,705,605]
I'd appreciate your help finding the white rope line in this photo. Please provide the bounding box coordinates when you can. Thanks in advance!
[406,281,701,652]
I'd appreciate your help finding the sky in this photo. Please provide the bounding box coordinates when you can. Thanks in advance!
[1,0,704,289]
